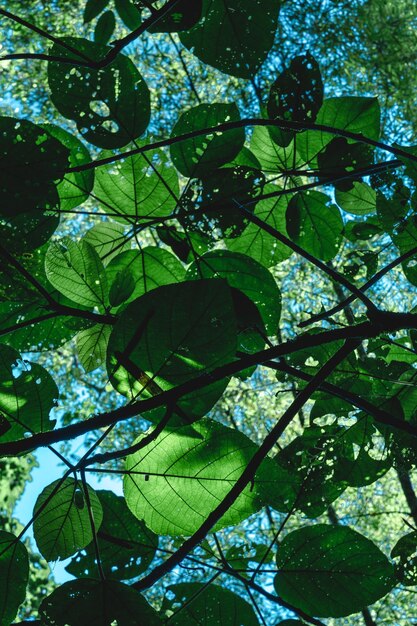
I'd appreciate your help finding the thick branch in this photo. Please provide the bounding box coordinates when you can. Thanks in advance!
[2,313,417,456]
[66,118,413,174]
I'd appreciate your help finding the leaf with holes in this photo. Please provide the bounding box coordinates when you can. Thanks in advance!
[48,38,150,148]
[33,478,103,561]
[39,579,162,625]
[180,0,281,78]
[0,532,29,625]
[42,123,94,212]
[148,0,203,32]
[170,103,245,177]
[0,116,69,217]
[0,344,57,442]
[275,524,396,617]
[267,53,323,147]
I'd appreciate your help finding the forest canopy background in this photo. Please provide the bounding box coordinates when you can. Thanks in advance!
[2,1,417,625]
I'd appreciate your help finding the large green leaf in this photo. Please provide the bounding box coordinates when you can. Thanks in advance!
[94,10,116,45]
[250,126,302,172]
[335,181,376,215]
[0,532,29,625]
[179,0,281,78]
[66,490,158,581]
[267,53,323,147]
[275,524,396,617]
[83,0,110,23]
[33,478,103,561]
[42,123,94,212]
[94,144,179,222]
[83,221,129,265]
[0,116,69,216]
[114,0,141,29]
[124,419,296,535]
[180,166,265,240]
[45,237,108,307]
[286,191,343,261]
[107,278,236,397]
[148,0,203,32]
[186,250,281,333]
[76,323,112,372]
[227,185,293,267]
[0,344,57,442]
[297,96,380,167]
[162,583,260,625]
[48,38,150,148]
[39,579,162,625]
[105,247,185,306]
[170,103,245,177]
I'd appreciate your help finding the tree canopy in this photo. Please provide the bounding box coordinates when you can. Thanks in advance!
[2,1,417,625]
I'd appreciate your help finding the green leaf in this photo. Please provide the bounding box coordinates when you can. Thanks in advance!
[0,532,29,625]
[275,524,396,617]
[267,53,323,147]
[108,268,136,307]
[107,278,236,396]
[250,126,302,172]
[94,144,179,222]
[105,247,185,306]
[227,185,293,267]
[76,323,112,372]
[181,166,265,241]
[124,419,295,535]
[186,250,281,334]
[0,344,57,441]
[83,0,110,23]
[0,116,69,216]
[83,221,129,265]
[48,38,150,148]
[94,10,116,45]
[148,0,203,32]
[298,96,380,167]
[42,123,94,212]
[114,0,141,29]
[66,490,158,580]
[45,237,108,307]
[162,583,260,625]
[39,579,162,625]
[170,103,245,177]
[179,0,281,78]
[286,191,343,261]
[33,478,103,562]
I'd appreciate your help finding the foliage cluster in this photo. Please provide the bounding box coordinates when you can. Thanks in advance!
[2,1,417,625]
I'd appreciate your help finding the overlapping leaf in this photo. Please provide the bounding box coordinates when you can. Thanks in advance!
[275,525,395,617]
[66,490,158,580]
[39,579,162,625]
[48,38,150,148]
[33,478,103,561]
[124,419,297,535]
